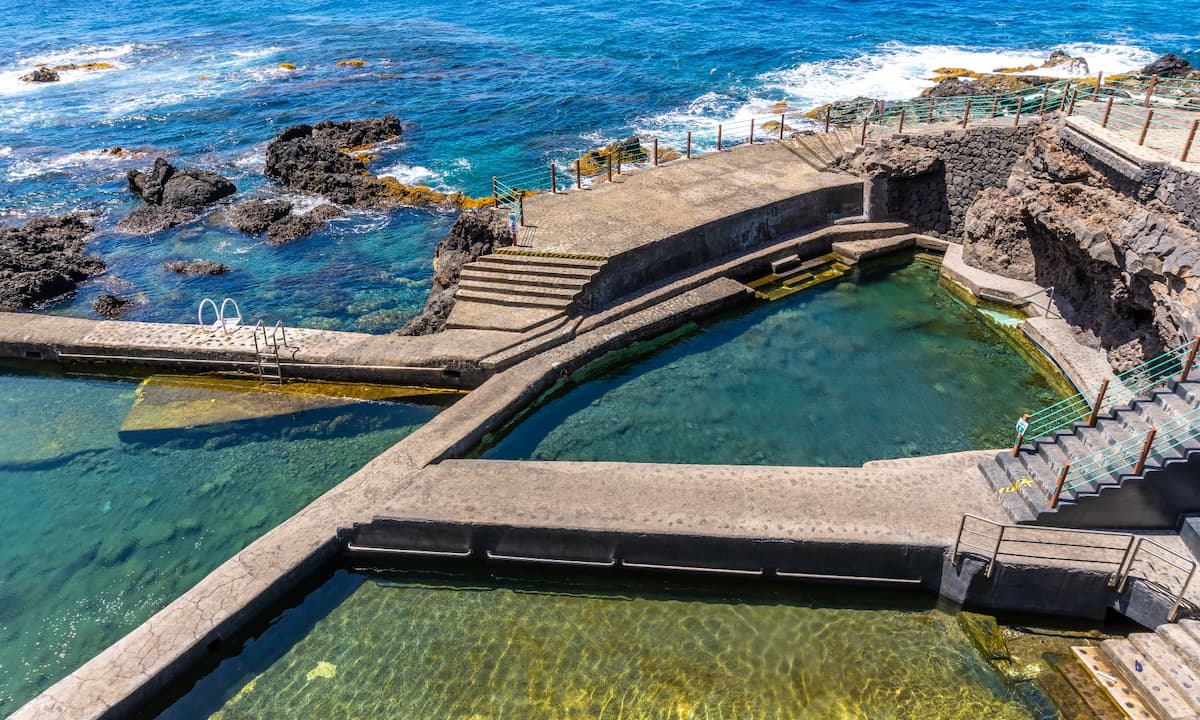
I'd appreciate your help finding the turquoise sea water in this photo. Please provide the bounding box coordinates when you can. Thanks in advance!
[2,0,1195,330]
[162,568,1057,720]
[484,258,1063,465]
[0,367,439,713]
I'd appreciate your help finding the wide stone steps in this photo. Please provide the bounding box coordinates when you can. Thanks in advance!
[1077,620,1200,720]
[982,378,1200,524]
[445,251,607,332]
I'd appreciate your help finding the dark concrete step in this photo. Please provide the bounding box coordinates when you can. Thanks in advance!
[978,458,1038,522]
[460,267,592,290]
[1174,380,1200,407]
[484,252,606,271]
[469,258,600,280]
[457,279,579,301]
[454,288,573,310]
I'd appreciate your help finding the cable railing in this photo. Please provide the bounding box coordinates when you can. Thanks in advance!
[1013,338,1199,446]
[1049,402,1200,507]
[953,514,1196,620]
[488,72,1200,229]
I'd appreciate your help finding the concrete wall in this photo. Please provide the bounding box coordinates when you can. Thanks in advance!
[1157,164,1200,233]
[579,180,862,309]
[1035,453,1200,530]
[880,123,1040,238]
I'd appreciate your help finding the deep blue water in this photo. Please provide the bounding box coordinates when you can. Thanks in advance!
[1,1,1195,331]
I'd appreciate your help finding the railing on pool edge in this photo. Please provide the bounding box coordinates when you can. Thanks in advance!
[488,73,1199,229]
[1012,338,1199,448]
[953,514,1197,621]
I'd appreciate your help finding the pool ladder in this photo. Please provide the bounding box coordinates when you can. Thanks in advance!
[253,320,292,384]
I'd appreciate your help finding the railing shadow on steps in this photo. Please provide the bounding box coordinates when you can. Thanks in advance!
[953,514,1197,621]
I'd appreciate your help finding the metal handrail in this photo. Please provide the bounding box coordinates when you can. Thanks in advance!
[952,515,1194,619]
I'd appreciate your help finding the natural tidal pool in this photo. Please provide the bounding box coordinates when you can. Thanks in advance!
[0,366,441,712]
[484,256,1065,466]
[162,567,1060,720]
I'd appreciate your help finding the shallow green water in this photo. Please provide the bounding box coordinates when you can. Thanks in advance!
[0,368,439,712]
[484,257,1064,466]
[164,569,1053,720]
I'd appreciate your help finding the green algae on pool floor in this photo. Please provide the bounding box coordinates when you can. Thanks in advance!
[163,569,1055,720]
[483,256,1065,466]
[0,366,441,714]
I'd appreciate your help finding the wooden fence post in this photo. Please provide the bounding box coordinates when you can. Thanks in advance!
[1087,379,1109,427]
[1138,109,1154,146]
[1101,96,1114,128]
[1144,74,1157,107]
[962,97,972,128]
[1133,427,1158,475]
[1182,120,1198,163]
[575,159,582,189]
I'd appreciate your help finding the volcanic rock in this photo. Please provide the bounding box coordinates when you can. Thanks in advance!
[266,204,343,246]
[397,207,512,335]
[1139,54,1200,79]
[1040,50,1089,75]
[116,207,197,234]
[20,68,59,83]
[0,213,104,310]
[127,158,236,210]
[163,260,230,275]
[93,294,133,318]
[228,198,293,235]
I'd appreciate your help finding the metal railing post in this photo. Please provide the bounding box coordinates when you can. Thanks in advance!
[1088,378,1110,427]
[1181,337,1199,381]
[962,97,972,128]
[717,124,723,151]
[1144,74,1157,107]
[653,138,659,166]
[1183,120,1199,163]
[686,131,692,159]
[1138,109,1154,146]
[952,516,968,566]
[1171,563,1196,621]
[898,108,906,134]
[492,176,498,206]
[1133,427,1158,475]
[550,163,557,194]
[987,525,1005,577]
[1119,537,1142,592]
[1101,96,1114,128]
[1050,462,1070,509]
[575,159,582,189]
[518,193,525,227]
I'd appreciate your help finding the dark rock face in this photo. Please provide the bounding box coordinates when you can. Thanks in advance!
[1139,54,1200,79]
[118,158,236,235]
[397,207,512,335]
[227,199,293,235]
[266,204,343,246]
[20,68,59,83]
[863,144,942,179]
[163,260,230,275]
[0,213,104,310]
[93,294,133,318]
[264,116,402,206]
[924,77,978,98]
[958,121,1200,368]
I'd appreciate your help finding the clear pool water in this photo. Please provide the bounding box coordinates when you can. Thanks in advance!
[163,568,1057,720]
[0,366,440,712]
[483,257,1064,466]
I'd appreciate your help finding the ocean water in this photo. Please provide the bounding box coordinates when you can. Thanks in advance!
[0,366,440,713]
[483,257,1064,465]
[1,0,1194,331]
[161,568,1064,720]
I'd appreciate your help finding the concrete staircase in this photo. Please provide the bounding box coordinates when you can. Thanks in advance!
[1074,619,1200,719]
[981,379,1200,526]
[445,251,606,333]
[787,127,863,171]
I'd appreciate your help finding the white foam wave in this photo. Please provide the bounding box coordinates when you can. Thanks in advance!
[229,47,284,59]
[3,148,146,182]
[757,42,1160,106]
[17,42,141,69]
[376,162,445,187]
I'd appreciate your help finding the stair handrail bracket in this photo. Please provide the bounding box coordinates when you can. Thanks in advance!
[1119,537,1198,622]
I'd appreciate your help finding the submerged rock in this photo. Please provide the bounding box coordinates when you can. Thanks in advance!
[119,158,236,235]
[266,204,343,246]
[20,67,59,83]
[163,260,230,275]
[397,206,512,335]
[0,212,104,310]
[93,294,133,318]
